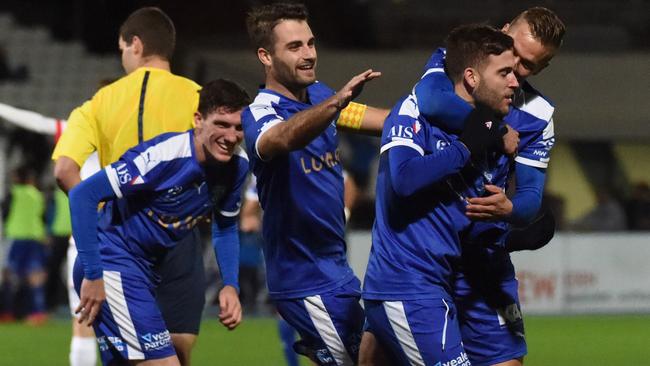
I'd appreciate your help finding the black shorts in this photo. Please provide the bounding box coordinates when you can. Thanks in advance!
[155,228,206,335]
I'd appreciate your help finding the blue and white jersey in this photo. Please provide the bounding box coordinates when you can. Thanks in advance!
[241,82,355,299]
[363,96,482,301]
[100,130,248,278]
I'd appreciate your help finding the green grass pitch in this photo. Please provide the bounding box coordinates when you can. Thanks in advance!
[0,315,648,365]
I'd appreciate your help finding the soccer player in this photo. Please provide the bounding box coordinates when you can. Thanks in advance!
[51,7,205,365]
[242,3,388,365]
[362,24,519,365]
[412,8,565,366]
[69,79,248,366]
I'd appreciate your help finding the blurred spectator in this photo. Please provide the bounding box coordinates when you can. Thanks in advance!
[571,187,627,231]
[625,182,650,231]
[1,166,48,324]
[44,186,72,310]
[0,46,29,82]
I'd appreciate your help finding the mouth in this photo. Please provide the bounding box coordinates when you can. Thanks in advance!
[297,63,314,71]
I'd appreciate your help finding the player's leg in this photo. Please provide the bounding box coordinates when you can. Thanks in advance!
[364,298,468,366]
[275,278,365,366]
[155,229,205,366]
[455,245,526,366]
[67,240,98,366]
[72,258,178,365]
[358,330,390,366]
[277,315,299,366]
[25,240,48,324]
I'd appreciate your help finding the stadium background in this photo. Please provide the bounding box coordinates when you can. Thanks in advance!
[0,0,649,364]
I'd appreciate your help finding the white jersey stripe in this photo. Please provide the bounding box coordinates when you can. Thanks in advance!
[254,119,283,161]
[304,295,354,366]
[383,301,425,366]
[103,271,145,360]
[518,91,554,122]
[380,139,425,156]
[420,67,445,78]
[250,92,282,121]
[133,133,192,177]
[515,156,549,168]
[105,166,124,198]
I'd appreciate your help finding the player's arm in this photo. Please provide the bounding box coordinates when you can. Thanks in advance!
[68,169,116,326]
[52,101,98,193]
[415,70,471,131]
[465,163,545,223]
[336,102,390,136]
[212,213,242,330]
[257,69,380,160]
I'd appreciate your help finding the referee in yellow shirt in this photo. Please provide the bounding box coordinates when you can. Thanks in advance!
[52,7,206,366]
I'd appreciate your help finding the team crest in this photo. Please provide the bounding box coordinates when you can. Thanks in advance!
[412,120,422,134]
[485,121,493,129]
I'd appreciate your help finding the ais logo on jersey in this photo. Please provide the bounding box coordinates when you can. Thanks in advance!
[389,124,415,140]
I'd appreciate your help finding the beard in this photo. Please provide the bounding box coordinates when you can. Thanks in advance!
[473,81,508,117]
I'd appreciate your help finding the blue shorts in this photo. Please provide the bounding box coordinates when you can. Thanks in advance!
[364,298,469,366]
[73,257,176,364]
[274,278,364,366]
[454,244,526,365]
[8,240,47,276]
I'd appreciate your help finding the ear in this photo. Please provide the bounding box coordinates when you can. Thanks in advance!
[463,67,479,89]
[257,47,272,67]
[193,112,203,129]
[131,35,144,56]
[501,23,510,33]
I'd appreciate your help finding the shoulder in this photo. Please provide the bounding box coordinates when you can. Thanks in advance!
[514,81,555,122]
[308,81,335,100]
[244,91,283,123]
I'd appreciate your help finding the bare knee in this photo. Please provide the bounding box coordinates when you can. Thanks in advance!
[170,333,197,366]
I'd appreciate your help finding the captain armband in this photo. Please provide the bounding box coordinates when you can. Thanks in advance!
[336,102,367,130]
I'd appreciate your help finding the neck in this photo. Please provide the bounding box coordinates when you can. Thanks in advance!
[454,82,475,107]
[140,56,171,72]
[265,76,308,103]
[193,133,206,165]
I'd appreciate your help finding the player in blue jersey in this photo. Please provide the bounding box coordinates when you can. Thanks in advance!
[408,8,566,366]
[68,79,250,366]
[242,3,388,365]
[361,24,520,365]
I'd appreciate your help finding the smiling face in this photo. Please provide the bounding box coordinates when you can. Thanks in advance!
[263,19,317,92]
[472,50,519,116]
[194,107,244,164]
[504,20,556,80]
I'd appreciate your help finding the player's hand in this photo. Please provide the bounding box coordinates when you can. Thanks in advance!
[466,185,513,221]
[218,285,242,330]
[458,103,507,156]
[76,278,106,326]
[502,124,519,156]
[334,69,381,110]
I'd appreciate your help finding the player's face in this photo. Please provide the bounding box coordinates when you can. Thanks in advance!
[195,107,244,164]
[119,36,139,74]
[473,50,519,116]
[504,21,555,80]
[268,20,317,89]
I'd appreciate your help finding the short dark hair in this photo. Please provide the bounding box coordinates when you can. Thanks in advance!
[198,79,251,117]
[511,7,566,49]
[445,24,514,83]
[119,7,176,61]
[246,2,309,52]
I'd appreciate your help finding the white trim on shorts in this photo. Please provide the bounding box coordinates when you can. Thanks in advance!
[104,271,145,360]
[303,295,354,366]
[383,301,425,366]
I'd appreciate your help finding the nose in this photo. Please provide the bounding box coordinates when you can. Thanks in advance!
[223,128,243,144]
[302,45,316,60]
[508,73,519,89]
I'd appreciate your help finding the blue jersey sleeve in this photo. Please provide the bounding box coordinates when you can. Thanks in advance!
[212,214,240,291]
[510,163,546,224]
[216,153,249,218]
[514,118,555,169]
[69,170,117,279]
[416,49,472,132]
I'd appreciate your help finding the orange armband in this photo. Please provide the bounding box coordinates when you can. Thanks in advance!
[337,102,367,130]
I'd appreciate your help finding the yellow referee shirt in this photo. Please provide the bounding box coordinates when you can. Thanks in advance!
[52,67,200,168]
